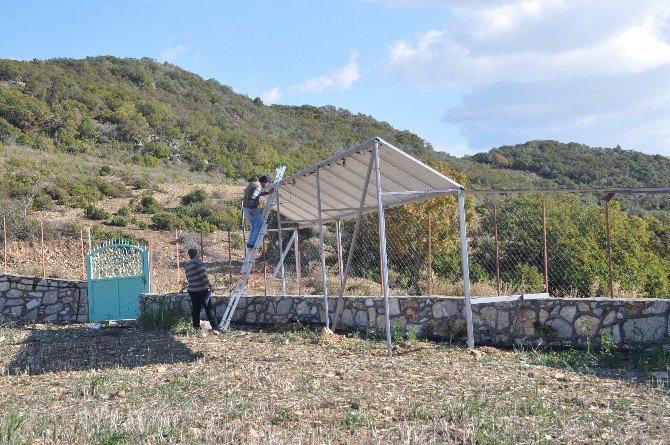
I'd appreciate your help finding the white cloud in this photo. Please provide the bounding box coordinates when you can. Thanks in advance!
[160,44,187,63]
[261,85,282,104]
[261,53,361,103]
[388,1,670,86]
[380,0,670,154]
[294,52,361,94]
[444,66,670,154]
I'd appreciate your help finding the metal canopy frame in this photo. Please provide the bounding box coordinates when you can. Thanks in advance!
[270,137,474,356]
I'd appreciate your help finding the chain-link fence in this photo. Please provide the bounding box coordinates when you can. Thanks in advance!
[2,190,669,298]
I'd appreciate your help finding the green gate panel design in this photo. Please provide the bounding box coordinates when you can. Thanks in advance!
[87,240,150,322]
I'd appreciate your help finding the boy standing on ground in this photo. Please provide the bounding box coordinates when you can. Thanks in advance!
[242,175,273,249]
[184,247,221,331]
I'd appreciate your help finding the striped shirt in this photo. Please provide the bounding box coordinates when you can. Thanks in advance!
[184,258,211,292]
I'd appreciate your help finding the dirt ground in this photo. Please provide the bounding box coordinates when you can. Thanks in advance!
[1,323,669,444]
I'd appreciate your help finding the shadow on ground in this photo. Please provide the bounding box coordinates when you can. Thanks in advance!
[3,324,202,376]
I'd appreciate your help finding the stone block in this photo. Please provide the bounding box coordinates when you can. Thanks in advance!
[574,315,600,337]
[642,301,669,315]
[480,306,497,328]
[388,298,400,316]
[6,298,23,306]
[432,300,457,319]
[0,298,5,310]
[340,309,354,326]
[367,307,376,326]
[43,291,58,305]
[559,305,576,322]
[296,301,310,315]
[45,303,63,315]
[0,282,10,292]
[545,318,572,338]
[623,316,667,343]
[497,310,510,330]
[602,310,616,326]
[277,299,292,315]
[354,310,368,326]
[6,289,23,299]
[24,309,38,321]
[26,299,40,310]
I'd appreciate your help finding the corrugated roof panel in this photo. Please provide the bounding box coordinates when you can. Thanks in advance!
[275,137,463,226]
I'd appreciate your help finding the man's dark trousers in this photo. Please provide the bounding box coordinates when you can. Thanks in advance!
[188,289,219,329]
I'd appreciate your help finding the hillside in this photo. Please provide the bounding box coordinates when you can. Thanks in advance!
[2,56,670,298]
[2,56,669,200]
[467,140,670,189]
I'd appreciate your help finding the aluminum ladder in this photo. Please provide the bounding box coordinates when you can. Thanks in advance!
[219,165,286,332]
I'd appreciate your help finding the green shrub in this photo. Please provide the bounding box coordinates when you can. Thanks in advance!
[135,196,162,214]
[181,188,208,206]
[84,204,111,220]
[98,165,112,176]
[136,220,148,230]
[151,211,182,230]
[108,216,128,227]
[115,206,131,216]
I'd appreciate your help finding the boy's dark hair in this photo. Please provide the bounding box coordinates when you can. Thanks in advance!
[187,248,198,259]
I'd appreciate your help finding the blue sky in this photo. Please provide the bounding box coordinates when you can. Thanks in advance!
[2,0,670,156]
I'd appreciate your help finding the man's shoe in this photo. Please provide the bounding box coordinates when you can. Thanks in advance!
[246,243,254,249]
[213,325,227,334]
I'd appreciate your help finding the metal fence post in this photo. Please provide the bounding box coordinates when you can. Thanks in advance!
[427,209,432,295]
[149,235,154,293]
[542,201,549,293]
[3,216,6,273]
[227,228,233,285]
[40,221,46,278]
[263,237,267,296]
[175,229,180,291]
[605,192,616,298]
[493,204,500,296]
[295,228,302,296]
[80,229,86,281]
[200,231,204,260]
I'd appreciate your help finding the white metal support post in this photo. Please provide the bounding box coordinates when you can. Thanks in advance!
[374,140,393,357]
[335,220,344,290]
[332,150,375,328]
[316,167,330,330]
[458,190,475,349]
[276,189,286,294]
[294,228,300,296]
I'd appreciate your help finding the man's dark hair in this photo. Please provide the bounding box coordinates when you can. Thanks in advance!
[259,175,270,183]
[187,248,198,259]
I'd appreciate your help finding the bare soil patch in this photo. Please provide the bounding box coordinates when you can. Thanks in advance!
[0,323,668,444]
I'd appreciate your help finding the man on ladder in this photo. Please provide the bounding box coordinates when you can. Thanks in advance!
[220,167,285,333]
[242,175,273,249]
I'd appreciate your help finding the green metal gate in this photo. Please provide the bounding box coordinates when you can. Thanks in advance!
[87,240,150,321]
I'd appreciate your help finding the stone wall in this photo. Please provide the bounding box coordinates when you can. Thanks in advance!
[141,293,670,348]
[0,274,87,323]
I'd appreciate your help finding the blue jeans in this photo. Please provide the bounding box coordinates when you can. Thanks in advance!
[243,207,263,247]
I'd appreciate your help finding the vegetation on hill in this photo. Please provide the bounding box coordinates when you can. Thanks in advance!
[1,56,670,296]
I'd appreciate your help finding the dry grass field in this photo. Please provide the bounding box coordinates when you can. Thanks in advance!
[1,320,669,444]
